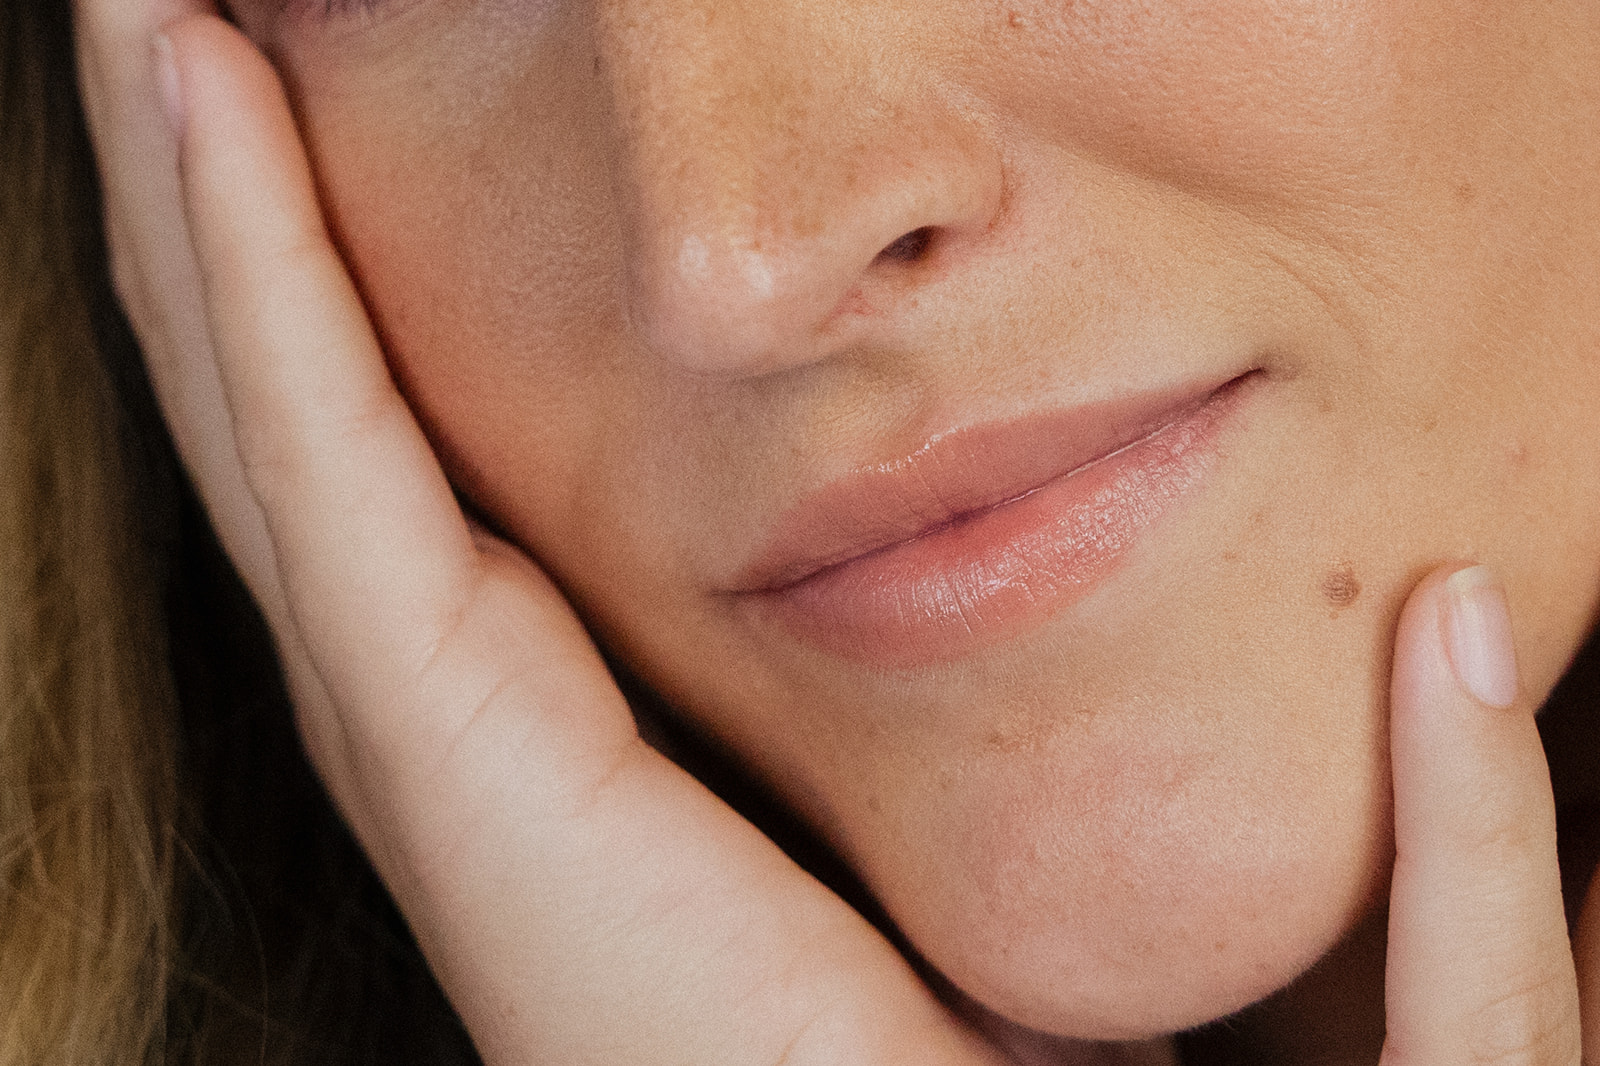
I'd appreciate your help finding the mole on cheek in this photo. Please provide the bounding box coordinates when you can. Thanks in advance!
[1321,564,1361,610]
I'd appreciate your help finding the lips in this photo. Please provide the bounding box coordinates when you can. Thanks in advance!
[729,371,1259,667]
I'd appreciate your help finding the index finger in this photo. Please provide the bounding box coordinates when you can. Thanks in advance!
[74,0,217,432]
[1383,565,1580,1065]
[163,16,485,699]
[74,0,296,628]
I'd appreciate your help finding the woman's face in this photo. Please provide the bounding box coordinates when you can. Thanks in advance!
[234,0,1600,1039]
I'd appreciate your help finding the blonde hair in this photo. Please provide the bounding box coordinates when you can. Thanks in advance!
[1,6,477,1063]
[1,2,178,1060]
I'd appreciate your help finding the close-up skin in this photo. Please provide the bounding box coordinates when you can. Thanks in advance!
[4,0,1599,1062]
[217,0,1600,1038]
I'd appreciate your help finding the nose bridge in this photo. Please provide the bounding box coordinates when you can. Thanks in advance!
[601,0,849,228]
[595,0,1000,376]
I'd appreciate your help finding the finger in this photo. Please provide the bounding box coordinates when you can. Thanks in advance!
[75,0,210,331]
[75,0,221,476]
[1382,565,1580,1065]
[74,0,297,637]
[163,18,485,704]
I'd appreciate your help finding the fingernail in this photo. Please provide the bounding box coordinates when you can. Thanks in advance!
[1443,565,1520,709]
[154,32,184,135]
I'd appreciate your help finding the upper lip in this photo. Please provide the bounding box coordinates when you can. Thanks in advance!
[729,371,1252,594]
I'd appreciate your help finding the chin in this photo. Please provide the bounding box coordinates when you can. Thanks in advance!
[907,766,1386,1038]
[842,650,1395,1041]
[925,844,1380,1039]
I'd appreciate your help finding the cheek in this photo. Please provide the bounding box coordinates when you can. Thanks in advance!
[981,0,1398,208]
[285,31,641,533]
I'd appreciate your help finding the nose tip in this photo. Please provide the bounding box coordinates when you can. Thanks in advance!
[600,0,1007,380]
[640,233,808,375]
[625,145,1002,378]
[633,219,949,376]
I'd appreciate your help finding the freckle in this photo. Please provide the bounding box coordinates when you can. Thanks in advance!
[1222,550,1240,562]
[834,287,875,318]
[1421,416,1438,432]
[1321,564,1361,609]
[1455,181,1476,203]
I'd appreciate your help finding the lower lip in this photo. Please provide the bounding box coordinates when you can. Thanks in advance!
[742,378,1252,667]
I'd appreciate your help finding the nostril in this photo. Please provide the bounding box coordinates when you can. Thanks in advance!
[876,226,936,266]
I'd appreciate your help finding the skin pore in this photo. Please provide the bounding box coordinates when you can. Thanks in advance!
[222,0,1600,1042]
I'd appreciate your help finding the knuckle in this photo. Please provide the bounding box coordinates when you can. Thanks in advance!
[1448,781,1544,865]
[1468,967,1581,1066]
[231,418,297,502]
[231,389,389,511]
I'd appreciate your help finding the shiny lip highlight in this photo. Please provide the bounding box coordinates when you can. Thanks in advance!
[729,370,1260,666]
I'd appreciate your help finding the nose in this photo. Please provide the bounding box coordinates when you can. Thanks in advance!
[596,0,1004,377]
